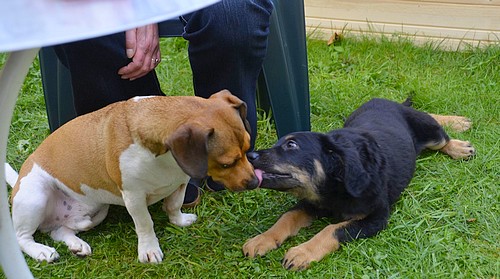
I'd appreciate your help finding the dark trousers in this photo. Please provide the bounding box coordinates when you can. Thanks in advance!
[54,0,273,149]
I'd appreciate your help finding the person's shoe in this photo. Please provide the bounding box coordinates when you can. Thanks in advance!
[182,181,201,208]
[205,177,225,192]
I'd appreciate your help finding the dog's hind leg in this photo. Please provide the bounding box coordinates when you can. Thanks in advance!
[49,205,108,257]
[408,111,475,159]
[428,139,475,160]
[429,114,472,132]
[11,173,60,262]
[50,226,92,257]
[421,118,475,159]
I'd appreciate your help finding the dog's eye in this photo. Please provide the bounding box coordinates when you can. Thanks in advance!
[284,140,298,150]
[221,161,236,169]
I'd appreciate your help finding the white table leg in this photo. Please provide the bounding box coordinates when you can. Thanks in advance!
[0,49,39,279]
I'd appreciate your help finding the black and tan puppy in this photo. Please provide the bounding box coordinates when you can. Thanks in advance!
[244,98,475,270]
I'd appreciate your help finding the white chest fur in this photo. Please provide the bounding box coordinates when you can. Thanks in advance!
[119,142,189,205]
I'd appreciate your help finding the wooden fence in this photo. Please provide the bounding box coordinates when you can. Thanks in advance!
[304,0,500,49]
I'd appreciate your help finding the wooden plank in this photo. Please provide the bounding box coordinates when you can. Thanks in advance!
[304,0,500,48]
[305,0,500,31]
[398,0,500,5]
[306,18,500,41]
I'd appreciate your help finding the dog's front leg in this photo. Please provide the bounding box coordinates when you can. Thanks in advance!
[243,209,313,258]
[283,213,385,270]
[282,221,351,270]
[162,183,197,227]
[122,191,163,263]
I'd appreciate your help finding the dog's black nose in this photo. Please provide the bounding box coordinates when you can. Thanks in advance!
[247,151,259,162]
[246,176,260,190]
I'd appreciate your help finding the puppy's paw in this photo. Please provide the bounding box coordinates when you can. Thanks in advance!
[243,234,281,258]
[170,213,197,227]
[138,242,164,264]
[442,139,475,160]
[447,116,472,132]
[282,245,318,271]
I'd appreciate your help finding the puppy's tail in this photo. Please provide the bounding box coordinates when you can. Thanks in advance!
[402,97,413,107]
[402,92,415,107]
[4,163,19,187]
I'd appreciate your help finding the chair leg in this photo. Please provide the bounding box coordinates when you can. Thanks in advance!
[260,0,310,138]
[39,47,77,132]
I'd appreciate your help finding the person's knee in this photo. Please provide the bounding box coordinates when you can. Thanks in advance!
[185,0,273,51]
[223,0,273,43]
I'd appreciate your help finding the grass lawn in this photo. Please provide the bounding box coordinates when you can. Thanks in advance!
[1,35,499,278]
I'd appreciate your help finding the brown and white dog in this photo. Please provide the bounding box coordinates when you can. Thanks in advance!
[4,90,259,263]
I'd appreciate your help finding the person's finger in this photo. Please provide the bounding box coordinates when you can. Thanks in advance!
[125,29,137,59]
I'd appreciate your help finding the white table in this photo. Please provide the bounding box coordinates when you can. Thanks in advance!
[0,0,218,277]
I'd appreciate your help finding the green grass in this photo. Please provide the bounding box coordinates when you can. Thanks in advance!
[1,35,499,278]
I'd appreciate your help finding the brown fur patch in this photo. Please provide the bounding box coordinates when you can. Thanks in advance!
[27,103,130,196]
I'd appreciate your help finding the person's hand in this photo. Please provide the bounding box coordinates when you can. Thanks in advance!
[118,24,161,81]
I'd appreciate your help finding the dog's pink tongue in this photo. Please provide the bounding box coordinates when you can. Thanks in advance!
[254,169,263,187]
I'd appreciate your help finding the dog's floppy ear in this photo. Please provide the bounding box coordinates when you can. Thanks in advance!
[210,89,252,135]
[342,146,372,198]
[165,123,214,179]
[327,133,382,198]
